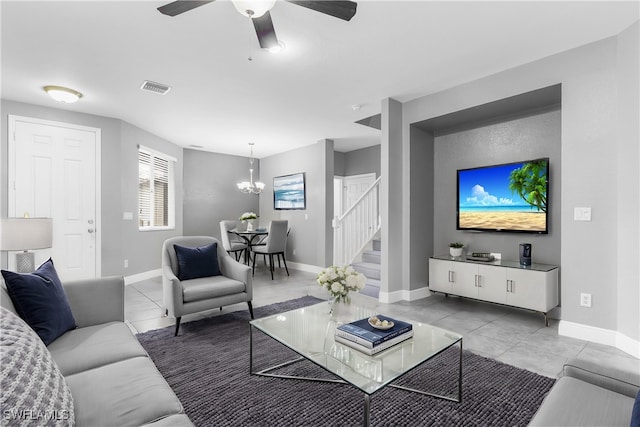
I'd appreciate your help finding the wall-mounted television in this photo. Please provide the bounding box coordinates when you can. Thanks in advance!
[274,172,306,210]
[457,158,549,234]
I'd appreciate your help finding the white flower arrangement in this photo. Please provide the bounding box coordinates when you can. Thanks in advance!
[317,265,366,304]
[239,212,258,221]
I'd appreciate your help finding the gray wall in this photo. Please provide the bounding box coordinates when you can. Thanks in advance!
[182,149,259,239]
[341,145,381,177]
[259,140,334,267]
[432,108,561,265]
[615,22,639,342]
[381,98,405,295]
[409,127,434,291]
[334,151,345,176]
[1,100,183,277]
[400,27,638,340]
[120,122,183,274]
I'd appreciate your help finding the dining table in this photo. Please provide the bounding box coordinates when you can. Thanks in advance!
[230,228,268,264]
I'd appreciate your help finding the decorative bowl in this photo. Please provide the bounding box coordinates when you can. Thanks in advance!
[368,316,394,330]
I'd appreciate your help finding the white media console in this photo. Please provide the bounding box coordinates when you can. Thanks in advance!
[429,255,559,325]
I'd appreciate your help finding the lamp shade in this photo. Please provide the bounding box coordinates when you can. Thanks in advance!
[0,218,53,251]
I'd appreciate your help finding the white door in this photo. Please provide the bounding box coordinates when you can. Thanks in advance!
[8,116,101,281]
[342,173,376,214]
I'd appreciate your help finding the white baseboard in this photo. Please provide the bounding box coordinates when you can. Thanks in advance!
[286,261,323,274]
[124,263,320,286]
[616,331,640,359]
[379,286,431,303]
[124,269,161,285]
[559,320,640,358]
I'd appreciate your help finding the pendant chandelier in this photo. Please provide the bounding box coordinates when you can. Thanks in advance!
[237,143,265,194]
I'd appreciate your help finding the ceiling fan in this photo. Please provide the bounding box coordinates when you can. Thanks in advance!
[157,0,357,50]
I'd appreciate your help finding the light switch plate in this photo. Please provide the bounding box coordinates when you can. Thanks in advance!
[123,212,133,220]
[574,207,592,221]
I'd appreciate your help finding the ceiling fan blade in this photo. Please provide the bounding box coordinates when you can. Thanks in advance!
[157,1,214,17]
[252,11,279,49]
[286,1,357,21]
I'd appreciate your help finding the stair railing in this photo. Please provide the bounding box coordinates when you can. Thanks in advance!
[333,176,381,266]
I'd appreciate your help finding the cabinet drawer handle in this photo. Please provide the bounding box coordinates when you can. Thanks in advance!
[506,280,515,292]
[448,271,454,283]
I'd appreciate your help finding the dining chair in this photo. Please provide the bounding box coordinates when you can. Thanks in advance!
[252,226,289,248]
[251,220,289,280]
[219,220,248,262]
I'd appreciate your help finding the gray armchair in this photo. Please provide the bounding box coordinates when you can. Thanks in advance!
[162,236,253,336]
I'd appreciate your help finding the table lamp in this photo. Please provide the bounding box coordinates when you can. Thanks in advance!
[0,217,53,273]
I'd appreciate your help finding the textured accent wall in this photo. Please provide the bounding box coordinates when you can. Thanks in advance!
[433,108,561,266]
[182,149,259,239]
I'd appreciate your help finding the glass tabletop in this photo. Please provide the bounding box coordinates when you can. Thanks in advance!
[231,228,268,235]
[250,301,462,395]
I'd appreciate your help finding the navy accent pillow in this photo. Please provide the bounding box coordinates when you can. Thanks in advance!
[1,258,76,346]
[631,390,640,427]
[174,242,221,281]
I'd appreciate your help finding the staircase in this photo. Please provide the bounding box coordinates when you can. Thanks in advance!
[352,238,381,298]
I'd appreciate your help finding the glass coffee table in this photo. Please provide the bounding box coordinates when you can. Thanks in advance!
[249,301,463,426]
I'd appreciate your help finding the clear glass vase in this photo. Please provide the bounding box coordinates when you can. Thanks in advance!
[328,295,351,322]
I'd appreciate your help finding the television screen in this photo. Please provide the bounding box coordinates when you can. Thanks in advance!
[274,172,306,210]
[457,158,549,234]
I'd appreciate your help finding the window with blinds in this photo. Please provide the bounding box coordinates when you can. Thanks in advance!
[138,146,175,230]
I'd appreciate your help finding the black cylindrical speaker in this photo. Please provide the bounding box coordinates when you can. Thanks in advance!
[519,243,532,266]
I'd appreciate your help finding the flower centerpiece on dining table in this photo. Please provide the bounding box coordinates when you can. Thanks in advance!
[239,212,258,231]
[317,265,366,310]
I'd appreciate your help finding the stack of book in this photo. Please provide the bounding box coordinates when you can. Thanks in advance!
[334,315,413,355]
[466,252,495,262]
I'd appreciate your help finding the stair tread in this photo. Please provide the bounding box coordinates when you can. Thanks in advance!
[352,262,381,270]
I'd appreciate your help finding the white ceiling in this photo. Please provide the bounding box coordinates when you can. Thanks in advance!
[2,1,638,157]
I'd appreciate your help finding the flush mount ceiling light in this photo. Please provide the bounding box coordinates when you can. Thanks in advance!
[43,85,83,103]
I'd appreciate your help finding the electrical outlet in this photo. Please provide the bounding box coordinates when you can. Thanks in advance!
[580,293,592,307]
[124,259,129,268]
[292,249,296,256]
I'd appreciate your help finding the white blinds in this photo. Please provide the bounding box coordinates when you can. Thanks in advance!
[138,147,173,228]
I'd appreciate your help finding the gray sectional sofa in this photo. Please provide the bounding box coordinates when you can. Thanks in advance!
[529,357,640,426]
[1,276,193,426]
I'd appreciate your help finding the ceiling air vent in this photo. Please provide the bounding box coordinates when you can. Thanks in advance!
[140,80,171,95]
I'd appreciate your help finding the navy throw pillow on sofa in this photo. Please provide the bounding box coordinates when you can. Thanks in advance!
[1,258,76,345]
[174,242,221,281]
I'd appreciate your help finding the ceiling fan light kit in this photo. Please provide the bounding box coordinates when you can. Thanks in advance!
[267,40,286,53]
[232,0,276,18]
[43,85,83,103]
[158,0,357,50]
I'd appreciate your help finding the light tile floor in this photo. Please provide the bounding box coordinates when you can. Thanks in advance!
[126,267,638,379]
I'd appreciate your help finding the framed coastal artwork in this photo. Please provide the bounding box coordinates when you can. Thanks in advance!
[274,172,306,210]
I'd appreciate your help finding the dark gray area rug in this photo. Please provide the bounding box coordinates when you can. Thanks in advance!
[137,296,555,426]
